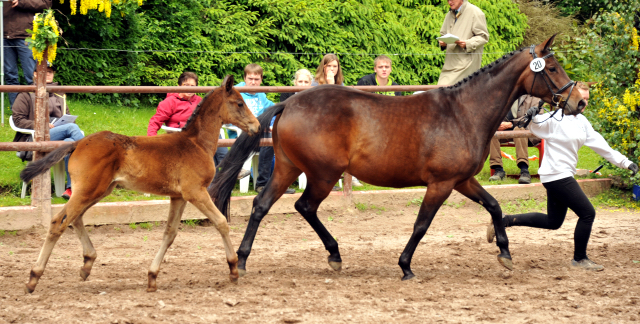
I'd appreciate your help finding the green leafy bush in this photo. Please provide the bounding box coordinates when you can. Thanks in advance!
[557,10,640,186]
[52,0,528,104]
[515,0,577,47]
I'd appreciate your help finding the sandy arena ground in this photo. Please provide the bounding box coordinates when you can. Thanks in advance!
[1,198,640,323]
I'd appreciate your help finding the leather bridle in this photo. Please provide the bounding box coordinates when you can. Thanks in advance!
[528,45,577,113]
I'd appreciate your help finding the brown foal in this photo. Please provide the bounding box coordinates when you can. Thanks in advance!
[209,36,586,280]
[20,75,260,293]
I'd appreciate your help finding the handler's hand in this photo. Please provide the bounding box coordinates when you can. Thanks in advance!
[49,123,54,129]
[11,0,19,8]
[629,163,639,176]
[497,122,513,131]
[455,40,466,49]
[526,105,540,118]
[438,40,446,47]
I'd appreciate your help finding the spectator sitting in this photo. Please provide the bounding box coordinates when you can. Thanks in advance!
[437,0,489,85]
[12,64,84,199]
[235,63,295,194]
[311,54,345,86]
[356,55,403,97]
[147,72,229,169]
[3,0,51,108]
[256,69,314,192]
[280,68,313,102]
[488,95,540,184]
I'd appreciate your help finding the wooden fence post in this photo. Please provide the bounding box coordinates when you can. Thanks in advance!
[31,53,52,226]
[343,172,353,203]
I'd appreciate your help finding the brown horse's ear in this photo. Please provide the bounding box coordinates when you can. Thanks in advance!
[542,34,557,52]
[222,75,234,94]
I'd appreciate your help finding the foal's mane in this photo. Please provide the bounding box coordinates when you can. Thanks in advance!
[443,47,527,91]
[182,89,216,131]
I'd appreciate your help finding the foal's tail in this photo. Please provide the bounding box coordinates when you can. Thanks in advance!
[208,103,286,221]
[20,142,78,183]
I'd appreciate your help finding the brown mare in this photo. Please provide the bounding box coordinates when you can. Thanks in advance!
[20,75,260,293]
[209,36,585,280]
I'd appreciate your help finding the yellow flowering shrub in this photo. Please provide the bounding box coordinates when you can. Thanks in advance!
[26,9,60,64]
[62,0,141,18]
[590,72,640,185]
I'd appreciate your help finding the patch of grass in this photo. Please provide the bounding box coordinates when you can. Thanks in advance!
[328,216,334,221]
[114,227,121,231]
[139,222,153,230]
[142,236,148,242]
[355,202,368,211]
[0,230,4,236]
[590,188,640,210]
[406,197,423,206]
[183,219,202,227]
[501,198,547,215]
[129,223,138,230]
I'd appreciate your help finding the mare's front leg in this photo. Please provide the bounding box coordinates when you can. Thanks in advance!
[147,197,187,292]
[399,181,455,281]
[455,177,512,270]
[236,165,301,276]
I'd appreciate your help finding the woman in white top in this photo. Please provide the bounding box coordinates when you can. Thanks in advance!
[488,83,638,271]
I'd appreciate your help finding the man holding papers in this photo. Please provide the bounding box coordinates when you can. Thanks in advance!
[437,0,489,85]
[12,64,85,199]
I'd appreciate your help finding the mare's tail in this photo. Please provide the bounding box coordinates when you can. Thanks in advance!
[20,142,78,183]
[208,103,286,221]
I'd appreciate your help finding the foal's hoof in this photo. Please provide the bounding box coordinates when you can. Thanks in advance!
[79,269,90,281]
[497,255,513,271]
[24,284,35,294]
[401,272,416,281]
[328,261,342,271]
[238,268,247,277]
[146,287,158,293]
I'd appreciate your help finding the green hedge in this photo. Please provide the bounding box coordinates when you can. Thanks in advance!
[52,0,527,105]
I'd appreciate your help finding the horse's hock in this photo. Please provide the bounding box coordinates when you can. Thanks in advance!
[0,179,612,230]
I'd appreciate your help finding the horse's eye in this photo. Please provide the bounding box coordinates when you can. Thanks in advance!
[549,67,557,73]
[238,102,244,107]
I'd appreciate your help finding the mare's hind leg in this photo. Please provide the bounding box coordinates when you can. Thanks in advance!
[185,189,240,283]
[147,197,187,292]
[236,162,301,276]
[73,182,118,281]
[455,177,512,270]
[399,181,456,281]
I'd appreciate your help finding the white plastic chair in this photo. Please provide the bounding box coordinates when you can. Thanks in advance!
[222,125,260,193]
[10,116,66,198]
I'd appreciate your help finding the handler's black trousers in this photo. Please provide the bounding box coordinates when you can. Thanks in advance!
[503,177,596,262]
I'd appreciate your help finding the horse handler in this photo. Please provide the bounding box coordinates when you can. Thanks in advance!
[487,82,638,271]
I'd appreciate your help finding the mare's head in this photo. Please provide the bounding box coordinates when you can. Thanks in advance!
[522,35,586,115]
[219,75,260,136]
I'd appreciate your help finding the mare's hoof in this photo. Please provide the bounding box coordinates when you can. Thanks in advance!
[401,272,416,281]
[79,269,90,281]
[25,284,35,294]
[328,261,342,271]
[498,255,513,271]
[238,268,247,277]
[146,286,157,293]
[229,275,239,283]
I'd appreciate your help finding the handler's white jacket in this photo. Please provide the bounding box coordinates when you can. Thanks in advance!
[530,110,632,183]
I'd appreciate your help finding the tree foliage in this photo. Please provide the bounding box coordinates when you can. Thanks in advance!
[52,0,527,105]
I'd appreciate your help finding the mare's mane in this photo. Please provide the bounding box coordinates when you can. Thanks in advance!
[442,47,527,91]
[182,89,216,131]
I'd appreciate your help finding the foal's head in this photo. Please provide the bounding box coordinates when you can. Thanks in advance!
[523,35,586,115]
[219,75,260,136]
